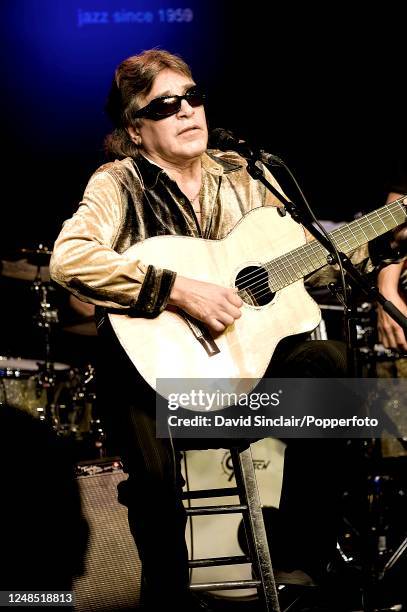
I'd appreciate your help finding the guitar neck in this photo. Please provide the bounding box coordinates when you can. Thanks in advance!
[267,196,406,291]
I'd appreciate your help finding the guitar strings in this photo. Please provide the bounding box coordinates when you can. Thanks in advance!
[241,198,405,290]
[238,206,404,302]
[234,198,406,301]
[237,207,404,300]
[245,199,404,289]
[238,216,406,303]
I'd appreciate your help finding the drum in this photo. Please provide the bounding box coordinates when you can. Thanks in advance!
[0,356,71,419]
[181,438,286,599]
[52,364,99,440]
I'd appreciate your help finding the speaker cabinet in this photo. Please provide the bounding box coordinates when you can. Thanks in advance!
[73,460,141,611]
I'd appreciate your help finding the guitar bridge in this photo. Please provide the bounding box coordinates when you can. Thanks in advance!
[181,312,220,357]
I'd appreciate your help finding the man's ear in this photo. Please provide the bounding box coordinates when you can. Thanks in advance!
[127,126,141,145]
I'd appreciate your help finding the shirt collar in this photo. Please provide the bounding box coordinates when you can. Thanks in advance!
[133,150,242,189]
[202,151,243,175]
[132,154,164,189]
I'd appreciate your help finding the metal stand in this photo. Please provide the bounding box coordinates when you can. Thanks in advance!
[28,247,60,426]
[184,445,281,611]
[242,147,407,612]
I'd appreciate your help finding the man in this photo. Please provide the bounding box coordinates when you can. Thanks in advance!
[50,49,404,610]
[377,187,407,357]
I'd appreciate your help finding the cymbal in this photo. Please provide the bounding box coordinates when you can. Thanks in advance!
[0,258,50,282]
[1,245,52,264]
[19,246,52,266]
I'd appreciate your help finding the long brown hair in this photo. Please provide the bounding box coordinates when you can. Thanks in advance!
[104,49,192,160]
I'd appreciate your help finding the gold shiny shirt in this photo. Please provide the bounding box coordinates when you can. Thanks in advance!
[50,150,371,317]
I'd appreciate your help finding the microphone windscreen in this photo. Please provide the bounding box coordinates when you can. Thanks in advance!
[208,128,236,151]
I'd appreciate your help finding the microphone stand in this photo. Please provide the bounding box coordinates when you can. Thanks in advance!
[244,152,407,612]
[244,154,407,369]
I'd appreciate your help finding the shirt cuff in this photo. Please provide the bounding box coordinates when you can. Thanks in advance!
[133,265,177,317]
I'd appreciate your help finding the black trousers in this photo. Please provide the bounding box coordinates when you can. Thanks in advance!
[97,321,350,605]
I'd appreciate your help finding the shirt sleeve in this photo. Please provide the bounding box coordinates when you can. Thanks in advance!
[50,168,176,315]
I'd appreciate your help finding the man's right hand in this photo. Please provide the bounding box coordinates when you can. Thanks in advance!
[377,261,407,352]
[377,291,407,351]
[168,275,243,334]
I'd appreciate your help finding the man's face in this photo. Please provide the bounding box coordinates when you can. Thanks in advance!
[134,68,208,165]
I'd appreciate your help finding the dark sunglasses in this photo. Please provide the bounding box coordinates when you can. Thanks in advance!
[134,87,206,121]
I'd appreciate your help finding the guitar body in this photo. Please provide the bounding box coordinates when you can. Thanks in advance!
[108,206,321,395]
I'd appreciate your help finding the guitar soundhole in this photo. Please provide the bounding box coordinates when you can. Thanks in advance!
[235,265,275,307]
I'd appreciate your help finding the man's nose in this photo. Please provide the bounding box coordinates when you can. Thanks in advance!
[178,98,194,116]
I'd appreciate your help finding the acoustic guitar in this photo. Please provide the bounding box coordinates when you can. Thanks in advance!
[109,197,406,401]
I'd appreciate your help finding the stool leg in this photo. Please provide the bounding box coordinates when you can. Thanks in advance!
[231,446,281,612]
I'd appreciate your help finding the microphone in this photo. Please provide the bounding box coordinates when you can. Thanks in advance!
[209,128,281,166]
[259,149,283,167]
[209,128,254,159]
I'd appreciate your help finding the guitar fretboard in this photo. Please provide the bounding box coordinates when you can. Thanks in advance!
[265,197,406,292]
